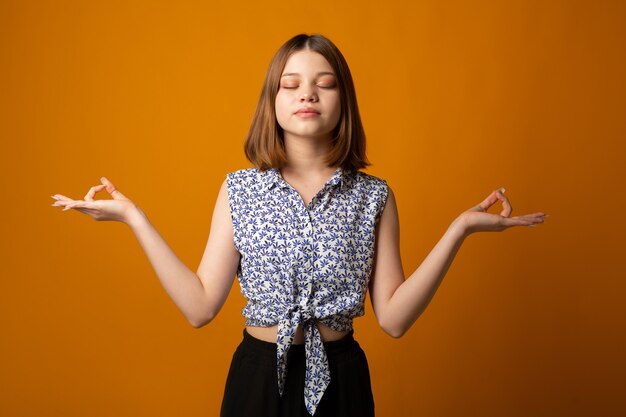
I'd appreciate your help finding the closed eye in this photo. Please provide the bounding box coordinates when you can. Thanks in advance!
[280,84,336,89]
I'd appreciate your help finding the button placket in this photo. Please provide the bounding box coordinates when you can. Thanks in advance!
[295,215,312,301]
[280,185,310,304]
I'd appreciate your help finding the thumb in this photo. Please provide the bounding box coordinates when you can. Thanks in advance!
[100,176,127,200]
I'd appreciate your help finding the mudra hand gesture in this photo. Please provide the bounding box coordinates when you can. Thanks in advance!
[51,177,139,223]
[460,187,548,234]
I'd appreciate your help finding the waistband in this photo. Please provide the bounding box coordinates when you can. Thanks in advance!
[241,327,357,356]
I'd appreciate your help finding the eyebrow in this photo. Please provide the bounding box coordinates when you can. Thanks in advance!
[281,71,336,77]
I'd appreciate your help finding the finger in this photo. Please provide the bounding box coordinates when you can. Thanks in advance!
[62,202,79,211]
[51,194,73,201]
[52,198,76,207]
[84,184,106,201]
[521,213,547,221]
[477,188,507,213]
[62,200,90,211]
[495,188,513,218]
[508,214,545,227]
[100,177,128,200]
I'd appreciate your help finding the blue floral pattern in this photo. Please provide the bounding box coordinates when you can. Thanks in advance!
[226,166,388,416]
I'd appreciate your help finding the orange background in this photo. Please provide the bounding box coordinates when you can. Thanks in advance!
[2,0,625,416]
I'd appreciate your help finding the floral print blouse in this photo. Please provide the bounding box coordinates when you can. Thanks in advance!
[226,165,388,416]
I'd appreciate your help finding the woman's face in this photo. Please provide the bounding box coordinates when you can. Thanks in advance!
[275,49,341,143]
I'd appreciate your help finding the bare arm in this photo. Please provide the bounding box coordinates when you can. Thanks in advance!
[54,176,240,328]
[368,186,546,338]
[126,179,240,328]
[368,187,467,338]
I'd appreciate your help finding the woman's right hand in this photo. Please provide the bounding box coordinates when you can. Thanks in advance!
[51,177,140,224]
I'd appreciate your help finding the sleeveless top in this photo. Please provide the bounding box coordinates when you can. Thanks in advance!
[225,166,388,416]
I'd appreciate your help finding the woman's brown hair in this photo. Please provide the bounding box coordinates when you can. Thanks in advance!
[244,33,371,172]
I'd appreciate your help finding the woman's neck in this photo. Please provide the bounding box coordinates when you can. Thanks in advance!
[282,133,335,176]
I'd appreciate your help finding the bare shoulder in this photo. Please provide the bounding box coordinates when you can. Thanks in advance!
[376,184,398,233]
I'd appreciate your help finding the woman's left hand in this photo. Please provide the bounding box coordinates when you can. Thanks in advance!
[459,187,548,235]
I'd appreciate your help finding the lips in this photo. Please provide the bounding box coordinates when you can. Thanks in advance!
[295,108,320,114]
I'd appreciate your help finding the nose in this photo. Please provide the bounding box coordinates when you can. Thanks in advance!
[300,89,318,102]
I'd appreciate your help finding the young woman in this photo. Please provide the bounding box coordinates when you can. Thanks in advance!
[51,33,547,417]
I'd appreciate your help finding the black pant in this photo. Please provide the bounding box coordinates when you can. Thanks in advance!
[220,328,375,417]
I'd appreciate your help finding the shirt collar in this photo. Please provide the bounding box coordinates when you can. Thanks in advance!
[261,166,348,193]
